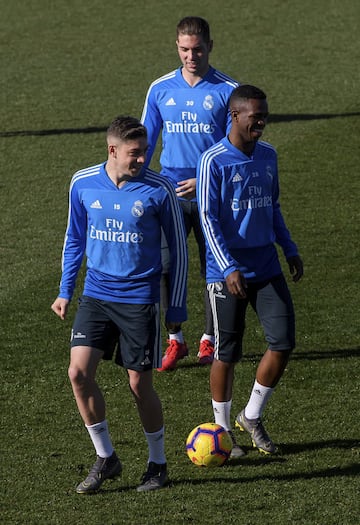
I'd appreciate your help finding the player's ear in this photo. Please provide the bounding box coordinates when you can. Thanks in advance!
[208,39,213,53]
[108,144,117,157]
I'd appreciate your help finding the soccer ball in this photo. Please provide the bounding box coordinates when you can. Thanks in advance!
[186,422,232,467]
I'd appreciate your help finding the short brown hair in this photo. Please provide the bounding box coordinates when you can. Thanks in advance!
[176,16,211,43]
[107,116,147,141]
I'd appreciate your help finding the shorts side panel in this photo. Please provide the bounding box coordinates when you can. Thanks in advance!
[208,282,247,363]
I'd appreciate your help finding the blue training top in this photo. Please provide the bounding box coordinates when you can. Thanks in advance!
[197,137,299,283]
[141,66,239,190]
[59,162,188,323]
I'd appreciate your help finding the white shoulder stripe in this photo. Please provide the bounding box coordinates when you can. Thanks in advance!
[72,163,102,180]
[213,71,239,88]
[144,169,175,191]
[144,169,187,306]
[258,141,277,153]
[198,143,230,272]
[148,70,177,88]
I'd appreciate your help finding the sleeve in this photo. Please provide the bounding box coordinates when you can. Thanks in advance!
[140,84,163,169]
[272,162,298,259]
[159,185,188,324]
[197,154,240,279]
[225,102,233,135]
[58,179,87,300]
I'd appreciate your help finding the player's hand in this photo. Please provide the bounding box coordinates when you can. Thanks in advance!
[176,178,196,200]
[225,271,247,298]
[287,255,304,283]
[51,297,70,320]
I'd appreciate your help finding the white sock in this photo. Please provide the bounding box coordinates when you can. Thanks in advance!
[144,427,166,464]
[212,400,232,431]
[85,420,114,458]
[169,332,184,344]
[244,380,274,420]
[201,334,215,344]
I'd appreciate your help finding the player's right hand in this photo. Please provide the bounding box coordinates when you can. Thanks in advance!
[225,271,247,298]
[51,297,69,320]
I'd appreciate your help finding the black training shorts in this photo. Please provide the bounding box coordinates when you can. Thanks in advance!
[70,295,161,371]
[207,274,295,363]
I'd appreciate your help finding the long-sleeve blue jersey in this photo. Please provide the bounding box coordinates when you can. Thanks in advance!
[197,137,299,283]
[59,162,188,323]
[141,66,239,187]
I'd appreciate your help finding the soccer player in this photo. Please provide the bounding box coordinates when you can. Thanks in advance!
[197,85,303,455]
[51,116,187,493]
[141,16,239,371]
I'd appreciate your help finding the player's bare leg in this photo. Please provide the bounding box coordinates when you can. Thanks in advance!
[210,359,245,457]
[235,349,291,455]
[210,359,234,402]
[68,346,105,424]
[128,369,163,432]
[128,369,168,491]
[69,346,121,493]
[255,348,291,388]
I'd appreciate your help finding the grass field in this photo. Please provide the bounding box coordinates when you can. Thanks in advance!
[1,0,359,524]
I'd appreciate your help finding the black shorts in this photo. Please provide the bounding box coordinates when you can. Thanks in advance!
[70,295,161,371]
[207,274,295,363]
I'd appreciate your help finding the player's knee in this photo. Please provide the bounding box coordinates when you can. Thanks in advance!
[68,364,88,388]
[128,371,152,400]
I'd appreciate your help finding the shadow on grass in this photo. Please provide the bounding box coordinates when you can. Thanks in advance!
[171,462,360,486]
[268,112,360,124]
[228,438,360,463]
[0,126,108,138]
[279,438,360,454]
[95,461,360,495]
[178,347,360,370]
[1,112,359,138]
[90,439,360,494]
[288,347,360,361]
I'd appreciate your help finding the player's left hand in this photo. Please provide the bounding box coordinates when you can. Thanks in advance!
[287,255,304,282]
[176,178,196,200]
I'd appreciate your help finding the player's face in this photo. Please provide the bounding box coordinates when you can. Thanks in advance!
[112,138,148,177]
[176,34,212,77]
[231,98,269,145]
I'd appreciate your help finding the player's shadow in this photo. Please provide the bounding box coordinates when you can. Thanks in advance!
[170,462,360,487]
[91,461,360,495]
[278,438,359,455]
[178,347,360,370]
[226,438,359,466]
[1,112,359,138]
[283,347,360,361]
[94,438,359,494]
[268,111,360,124]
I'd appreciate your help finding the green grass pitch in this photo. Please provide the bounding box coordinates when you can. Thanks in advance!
[1,1,359,523]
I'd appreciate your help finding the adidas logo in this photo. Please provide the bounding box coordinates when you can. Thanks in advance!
[165,97,176,106]
[94,426,106,435]
[90,200,102,209]
[232,173,243,183]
